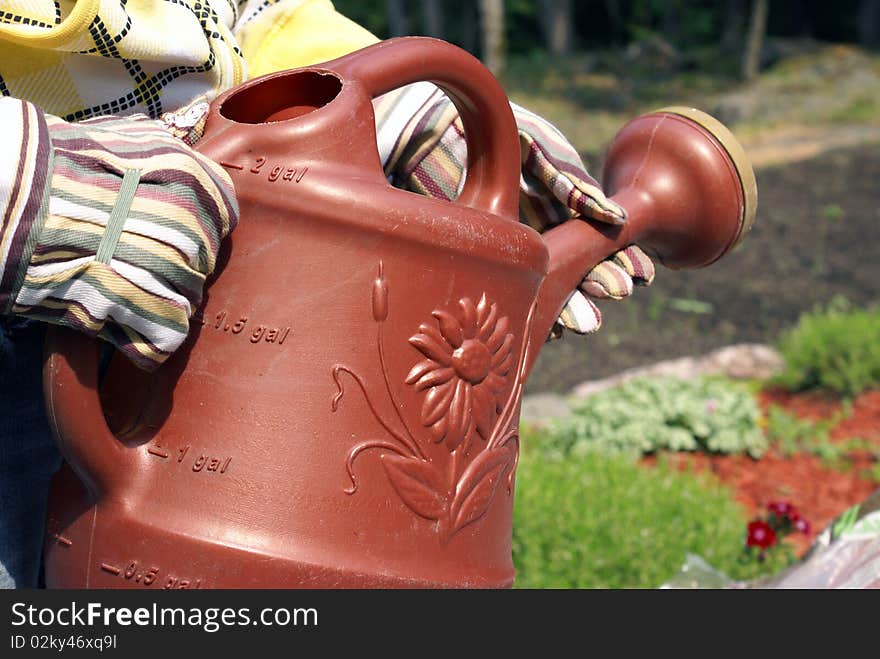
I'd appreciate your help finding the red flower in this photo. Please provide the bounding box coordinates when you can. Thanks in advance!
[767,501,794,517]
[746,519,777,549]
[790,512,811,535]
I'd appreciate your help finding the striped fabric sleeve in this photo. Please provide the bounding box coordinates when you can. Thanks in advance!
[376,88,627,229]
[514,103,627,229]
[376,87,654,337]
[0,99,239,370]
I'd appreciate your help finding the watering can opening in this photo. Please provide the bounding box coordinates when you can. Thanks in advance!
[219,70,344,124]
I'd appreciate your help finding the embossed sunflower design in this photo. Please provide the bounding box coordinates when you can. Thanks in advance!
[334,265,533,540]
[406,294,514,453]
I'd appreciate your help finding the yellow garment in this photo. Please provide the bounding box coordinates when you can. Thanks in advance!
[0,0,243,119]
[235,0,378,77]
[0,0,375,119]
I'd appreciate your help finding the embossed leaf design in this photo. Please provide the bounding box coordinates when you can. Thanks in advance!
[450,448,512,533]
[380,454,448,521]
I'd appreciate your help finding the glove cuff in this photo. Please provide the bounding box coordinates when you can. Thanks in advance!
[8,108,238,370]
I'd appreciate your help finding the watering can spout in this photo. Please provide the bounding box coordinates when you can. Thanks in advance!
[525,106,757,380]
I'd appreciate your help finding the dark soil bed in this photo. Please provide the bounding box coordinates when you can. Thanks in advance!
[527,144,880,394]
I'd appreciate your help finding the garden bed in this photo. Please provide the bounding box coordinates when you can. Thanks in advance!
[642,388,880,558]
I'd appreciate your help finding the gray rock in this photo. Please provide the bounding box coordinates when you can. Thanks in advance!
[519,393,573,427]
[571,343,784,399]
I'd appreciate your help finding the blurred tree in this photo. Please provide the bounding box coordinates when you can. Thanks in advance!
[479,0,506,75]
[743,0,768,80]
[792,0,812,36]
[329,0,870,61]
[860,0,880,47]
[720,0,746,55]
[604,0,625,46]
[385,0,409,37]
[506,0,544,54]
[423,0,444,38]
[332,0,387,37]
[537,0,573,54]
[661,1,683,46]
[459,0,479,53]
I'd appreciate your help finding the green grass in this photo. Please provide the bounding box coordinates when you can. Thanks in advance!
[829,95,880,123]
[511,435,790,588]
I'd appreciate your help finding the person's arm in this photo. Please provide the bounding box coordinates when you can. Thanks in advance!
[0,97,239,370]
[375,85,655,337]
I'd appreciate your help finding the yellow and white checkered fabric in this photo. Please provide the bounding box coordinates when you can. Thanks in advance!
[0,0,380,121]
[0,0,244,120]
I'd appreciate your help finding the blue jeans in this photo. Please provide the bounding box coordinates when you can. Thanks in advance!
[0,318,62,588]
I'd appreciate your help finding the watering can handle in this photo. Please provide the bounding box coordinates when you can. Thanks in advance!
[329,42,758,361]
[43,326,132,497]
[326,37,521,221]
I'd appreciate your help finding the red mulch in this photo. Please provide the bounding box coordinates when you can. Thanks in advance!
[640,389,880,557]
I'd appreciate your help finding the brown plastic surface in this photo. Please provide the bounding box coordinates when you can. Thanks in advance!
[41,37,754,589]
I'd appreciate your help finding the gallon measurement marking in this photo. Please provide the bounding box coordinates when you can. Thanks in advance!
[144,442,232,476]
[147,446,169,459]
[53,534,73,548]
[97,559,201,588]
[191,309,291,348]
[220,157,308,184]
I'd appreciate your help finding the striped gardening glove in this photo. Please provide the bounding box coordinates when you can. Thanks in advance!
[374,83,655,338]
[0,97,239,370]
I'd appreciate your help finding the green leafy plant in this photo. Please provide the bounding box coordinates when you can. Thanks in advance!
[764,405,840,459]
[764,404,880,472]
[541,376,767,461]
[865,463,880,483]
[666,297,714,314]
[831,504,862,539]
[774,299,880,398]
[511,441,783,588]
[820,203,845,221]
